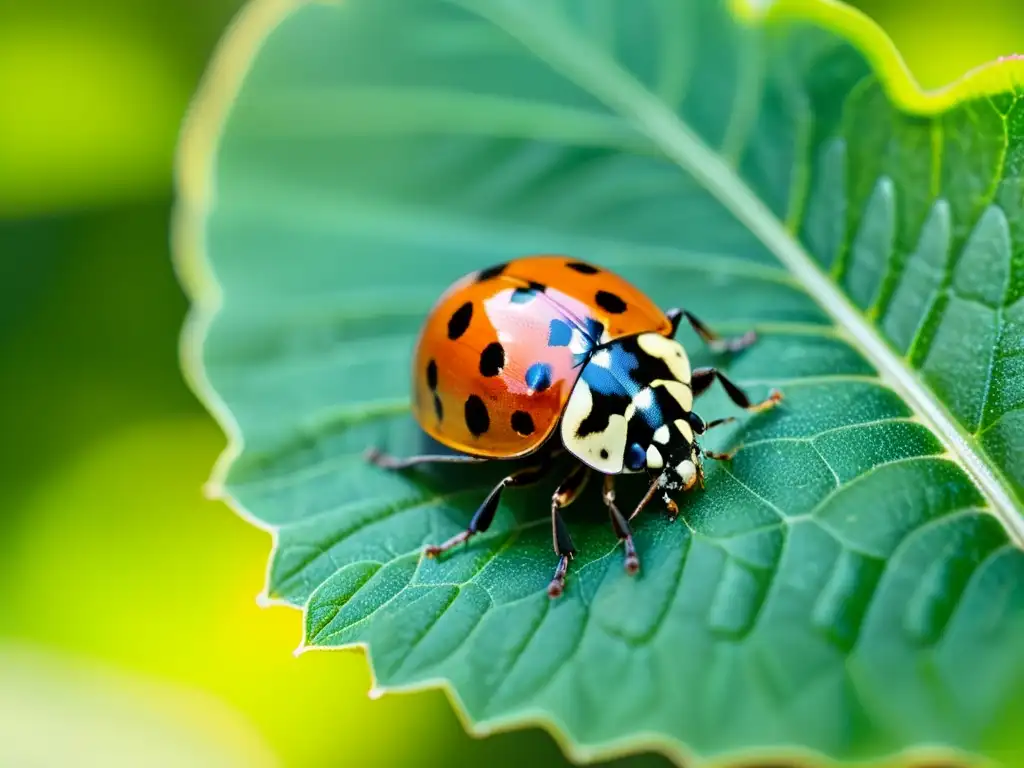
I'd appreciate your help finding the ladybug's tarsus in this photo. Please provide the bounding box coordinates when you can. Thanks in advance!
[547,555,571,598]
[704,448,737,462]
[667,308,758,354]
[423,531,470,558]
[756,389,785,412]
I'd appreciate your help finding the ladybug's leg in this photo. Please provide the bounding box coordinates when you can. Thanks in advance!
[682,412,739,462]
[691,367,782,413]
[702,416,737,431]
[684,411,737,435]
[602,475,639,575]
[365,447,489,469]
[424,461,549,558]
[366,445,566,469]
[666,308,756,354]
[547,462,589,598]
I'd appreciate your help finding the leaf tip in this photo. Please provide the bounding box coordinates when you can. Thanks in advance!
[203,478,225,500]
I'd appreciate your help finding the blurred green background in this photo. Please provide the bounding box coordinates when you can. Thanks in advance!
[1,0,1021,765]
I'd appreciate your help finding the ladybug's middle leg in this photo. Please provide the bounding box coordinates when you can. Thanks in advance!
[666,308,756,353]
[423,461,549,558]
[602,475,639,575]
[546,462,590,598]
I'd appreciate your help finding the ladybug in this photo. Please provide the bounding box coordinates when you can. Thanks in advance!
[366,256,781,597]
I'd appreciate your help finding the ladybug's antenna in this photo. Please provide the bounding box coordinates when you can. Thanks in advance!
[629,474,662,521]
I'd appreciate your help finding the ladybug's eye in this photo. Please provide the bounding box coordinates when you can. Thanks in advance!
[626,443,646,471]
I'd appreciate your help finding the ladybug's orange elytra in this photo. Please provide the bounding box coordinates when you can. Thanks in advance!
[412,256,672,459]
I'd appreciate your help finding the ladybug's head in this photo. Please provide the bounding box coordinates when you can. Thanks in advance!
[626,428,706,524]
[653,434,704,494]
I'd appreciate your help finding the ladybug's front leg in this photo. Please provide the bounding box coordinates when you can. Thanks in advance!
[546,462,590,598]
[423,461,549,558]
[691,367,783,413]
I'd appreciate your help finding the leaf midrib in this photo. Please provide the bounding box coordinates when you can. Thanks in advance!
[454,0,1024,539]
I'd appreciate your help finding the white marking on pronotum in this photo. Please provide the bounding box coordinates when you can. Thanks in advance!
[673,418,694,444]
[656,379,693,412]
[646,444,664,469]
[633,387,654,410]
[561,379,626,473]
[638,332,691,383]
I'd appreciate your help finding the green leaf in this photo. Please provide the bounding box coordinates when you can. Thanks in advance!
[176,0,1024,763]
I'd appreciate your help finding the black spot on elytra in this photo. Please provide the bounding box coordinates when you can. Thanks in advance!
[525,362,553,392]
[479,342,505,377]
[448,301,473,340]
[426,359,438,390]
[596,290,627,314]
[433,393,444,421]
[477,262,508,281]
[511,410,535,436]
[464,395,489,436]
[600,448,609,459]
[566,261,600,274]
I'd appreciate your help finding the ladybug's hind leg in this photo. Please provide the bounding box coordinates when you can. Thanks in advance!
[423,461,550,558]
[602,475,639,575]
[364,447,489,469]
[666,308,756,354]
[546,462,590,598]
